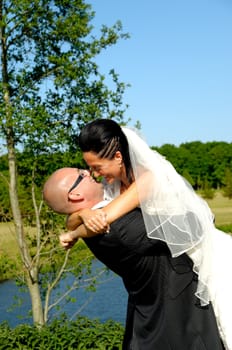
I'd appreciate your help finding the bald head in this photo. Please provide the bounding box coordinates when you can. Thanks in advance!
[43,167,104,214]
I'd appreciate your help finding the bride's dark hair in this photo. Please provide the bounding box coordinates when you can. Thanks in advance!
[78,119,134,183]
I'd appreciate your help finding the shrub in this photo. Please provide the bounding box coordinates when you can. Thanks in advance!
[0,317,124,349]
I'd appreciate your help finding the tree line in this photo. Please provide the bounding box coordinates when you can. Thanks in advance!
[153,140,232,194]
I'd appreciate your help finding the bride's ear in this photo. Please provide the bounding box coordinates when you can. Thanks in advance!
[68,192,84,201]
[115,151,122,161]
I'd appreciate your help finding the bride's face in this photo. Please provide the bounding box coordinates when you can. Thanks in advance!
[83,151,123,184]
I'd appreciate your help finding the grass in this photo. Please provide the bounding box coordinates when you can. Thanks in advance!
[0,222,20,257]
[0,191,231,259]
[205,191,232,227]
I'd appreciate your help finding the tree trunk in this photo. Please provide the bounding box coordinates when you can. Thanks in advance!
[7,115,45,325]
[1,7,45,324]
[7,118,45,326]
[27,267,44,326]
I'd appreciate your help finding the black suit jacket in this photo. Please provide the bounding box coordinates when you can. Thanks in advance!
[84,208,224,350]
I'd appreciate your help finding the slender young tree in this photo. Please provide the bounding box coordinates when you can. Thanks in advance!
[0,0,128,325]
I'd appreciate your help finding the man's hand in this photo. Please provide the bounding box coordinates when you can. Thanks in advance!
[59,231,79,249]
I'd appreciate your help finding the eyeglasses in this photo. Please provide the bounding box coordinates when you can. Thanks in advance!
[68,172,85,193]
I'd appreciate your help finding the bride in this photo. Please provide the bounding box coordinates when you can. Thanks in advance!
[68,118,232,350]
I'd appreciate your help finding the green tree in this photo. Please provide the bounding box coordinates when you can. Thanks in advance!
[209,142,232,189]
[0,0,128,325]
[178,142,209,190]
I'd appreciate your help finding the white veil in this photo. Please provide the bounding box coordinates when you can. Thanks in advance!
[122,126,215,305]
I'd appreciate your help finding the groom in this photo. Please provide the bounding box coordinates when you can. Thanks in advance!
[43,168,224,350]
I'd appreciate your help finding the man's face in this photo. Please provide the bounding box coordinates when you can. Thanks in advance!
[68,169,104,207]
[43,168,104,215]
[68,169,89,193]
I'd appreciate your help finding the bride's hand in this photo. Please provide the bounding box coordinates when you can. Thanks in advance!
[79,208,110,234]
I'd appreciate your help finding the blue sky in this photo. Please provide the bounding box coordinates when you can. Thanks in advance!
[90,0,232,147]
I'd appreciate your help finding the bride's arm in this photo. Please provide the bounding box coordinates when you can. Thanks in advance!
[101,181,139,222]
[66,171,152,232]
[66,182,139,232]
[60,222,101,249]
[65,212,83,231]
[100,170,153,223]
[65,211,103,236]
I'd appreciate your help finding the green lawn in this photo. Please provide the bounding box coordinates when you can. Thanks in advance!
[205,191,232,226]
[0,222,19,257]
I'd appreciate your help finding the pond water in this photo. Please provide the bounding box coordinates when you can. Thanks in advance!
[0,262,127,327]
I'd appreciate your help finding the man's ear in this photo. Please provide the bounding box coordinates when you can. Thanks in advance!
[68,192,84,202]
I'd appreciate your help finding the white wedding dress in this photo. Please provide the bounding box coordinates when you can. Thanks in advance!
[188,228,232,350]
[103,126,232,349]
